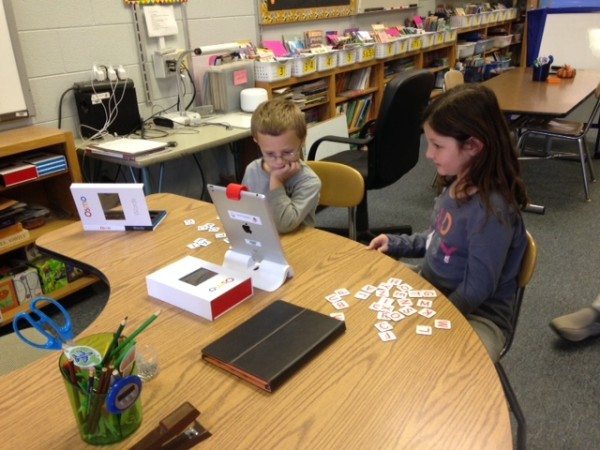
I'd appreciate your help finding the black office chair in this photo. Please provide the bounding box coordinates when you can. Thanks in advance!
[307,69,435,243]
[495,230,538,450]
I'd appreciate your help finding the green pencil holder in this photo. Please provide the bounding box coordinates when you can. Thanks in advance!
[58,332,143,445]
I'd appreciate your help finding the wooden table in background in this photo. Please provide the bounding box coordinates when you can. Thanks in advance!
[483,68,600,156]
[0,194,512,449]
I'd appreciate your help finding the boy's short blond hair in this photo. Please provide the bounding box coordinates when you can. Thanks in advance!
[251,98,307,141]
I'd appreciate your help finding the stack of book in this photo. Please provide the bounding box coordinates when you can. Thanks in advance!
[290,80,328,109]
[23,153,67,177]
[0,162,38,187]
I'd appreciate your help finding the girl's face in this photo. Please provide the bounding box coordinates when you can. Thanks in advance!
[255,130,302,173]
[424,122,479,179]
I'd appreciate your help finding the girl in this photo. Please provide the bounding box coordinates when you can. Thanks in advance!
[368,84,529,361]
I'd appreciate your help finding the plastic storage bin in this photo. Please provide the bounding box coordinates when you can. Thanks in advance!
[450,15,469,28]
[457,42,476,59]
[444,28,457,43]
[492,35,513,48]
[254,59,292,82]
[356,44,375,62]
[337,47,357,67]
[394,36,409,55]
[375,41,396,59]
[434,30,445,46]
[420,32,435,48]
[291,55,317,77]
[474,38,493,54]
[316,51,337,71]
[407,35,422,52]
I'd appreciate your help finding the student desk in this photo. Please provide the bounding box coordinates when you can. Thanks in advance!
[79,123,252,194]
[0,194,512,448]
[482,68,600,157]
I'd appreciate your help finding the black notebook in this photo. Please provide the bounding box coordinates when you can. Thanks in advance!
[201,300,346,392]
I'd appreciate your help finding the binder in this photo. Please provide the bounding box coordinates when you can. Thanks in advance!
[202,300,345,392]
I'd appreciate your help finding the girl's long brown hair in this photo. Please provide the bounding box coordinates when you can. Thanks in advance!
[423,84,528,212]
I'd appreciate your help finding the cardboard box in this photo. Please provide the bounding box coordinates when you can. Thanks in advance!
[30,257,68,294]
[146,256,253,321]
[0,275,19,313]
[12,266,43,305]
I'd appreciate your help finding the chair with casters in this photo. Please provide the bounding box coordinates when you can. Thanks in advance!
[516,82,600,201]
[305,161,364,241]
[443,68,464,91]
[495,230,538,450]
[307,69,435,243]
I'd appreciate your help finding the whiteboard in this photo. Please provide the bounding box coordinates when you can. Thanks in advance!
[538,12,600,69]
[0,0,34,122]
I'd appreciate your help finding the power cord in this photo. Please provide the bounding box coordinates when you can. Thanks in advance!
[57,87,75,129]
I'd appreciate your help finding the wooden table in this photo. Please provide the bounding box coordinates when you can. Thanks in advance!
[0,194,512,449]
[483,68,600,156]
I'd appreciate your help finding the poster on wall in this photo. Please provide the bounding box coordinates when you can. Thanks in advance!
[259,0,356,25]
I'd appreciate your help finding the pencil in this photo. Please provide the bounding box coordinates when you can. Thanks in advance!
[101,316,128,366]
[108,310,161,360]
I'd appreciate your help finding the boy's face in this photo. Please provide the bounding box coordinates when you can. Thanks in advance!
[255,130,302,172]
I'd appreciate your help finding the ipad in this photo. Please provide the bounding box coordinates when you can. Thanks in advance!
[207,184,292,291]
[70,183,166,231]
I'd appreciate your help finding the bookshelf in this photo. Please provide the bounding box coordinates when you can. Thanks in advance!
[0,126,99,328]
[256,17,520,129]
[256,41,457,130]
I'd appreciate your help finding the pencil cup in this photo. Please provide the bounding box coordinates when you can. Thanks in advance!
[59,332,143,445]
[532,65,550,82]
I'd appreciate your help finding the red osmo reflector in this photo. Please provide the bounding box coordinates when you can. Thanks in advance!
[226,184,247,200]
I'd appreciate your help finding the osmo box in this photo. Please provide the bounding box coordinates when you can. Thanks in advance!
[146,256,253,321]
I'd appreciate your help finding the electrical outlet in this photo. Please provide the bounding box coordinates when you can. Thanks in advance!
[153,49,184,78]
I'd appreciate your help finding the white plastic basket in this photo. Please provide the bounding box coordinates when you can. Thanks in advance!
[254,59,292,82]
[444,28,457,43]
[449,15,468,29]
[433,30,445,46]
[420,32,435,49]
[469,14,481,26]
[357,44,375,62]
[407,35,422,52]
[375,41,396,59]
[337,47,357,67]
[508,7,518,20]
[291,55,317,77]
[488,11,498,23]
[498,9,508,22]
[394,36,409,55]
[493,34,513,48]
[457,42,476,59]
[480,11,490,24]
[316,51,337,71]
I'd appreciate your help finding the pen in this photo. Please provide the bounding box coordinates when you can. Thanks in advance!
[108,310,161,360]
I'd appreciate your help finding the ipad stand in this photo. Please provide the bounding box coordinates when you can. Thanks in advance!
[223,249,293,292]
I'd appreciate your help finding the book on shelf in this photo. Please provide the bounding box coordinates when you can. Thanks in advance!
[304,30,325,48]
[0,162,38,187]
[202,300,346,392]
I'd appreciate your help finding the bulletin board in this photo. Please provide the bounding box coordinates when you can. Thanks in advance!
[259,0,357,25]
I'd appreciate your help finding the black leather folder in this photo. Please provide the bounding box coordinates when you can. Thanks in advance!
[201,300,346,392]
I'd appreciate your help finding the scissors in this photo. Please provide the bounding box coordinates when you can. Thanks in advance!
[12,297,74,350]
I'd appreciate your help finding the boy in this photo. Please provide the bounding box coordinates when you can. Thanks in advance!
[242,98,321,234]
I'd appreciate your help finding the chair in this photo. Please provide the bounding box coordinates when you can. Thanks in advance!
[516,82,600,201]
[306,161,364,241]
[443,68,464,91]
[307,69,435,243]
[495,230,538,450]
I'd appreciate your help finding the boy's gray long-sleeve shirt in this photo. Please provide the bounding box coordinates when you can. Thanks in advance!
[242,159,321,234]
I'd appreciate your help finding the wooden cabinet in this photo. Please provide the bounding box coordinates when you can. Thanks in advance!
[0,126,98,327]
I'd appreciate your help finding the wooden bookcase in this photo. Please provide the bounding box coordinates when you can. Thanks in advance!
[256,41,456,134]
[0,126,98,328]
[256,18,519,133]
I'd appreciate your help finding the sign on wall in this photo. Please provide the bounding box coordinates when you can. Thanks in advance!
[259,0,356,25]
